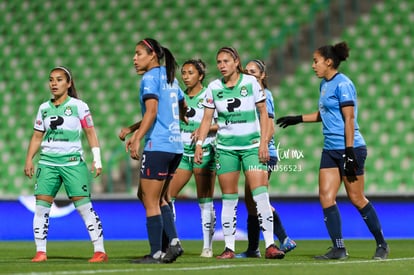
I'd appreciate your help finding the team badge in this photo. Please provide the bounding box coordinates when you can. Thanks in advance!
[64,106,72,116]
[197,99,204,109]
[240,86,248,97]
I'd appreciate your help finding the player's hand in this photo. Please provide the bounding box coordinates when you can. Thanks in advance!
[118,127,131,141]
[276,115,303,128]
[126,136,141,160]
[343,147,359,182]
[259,143,269,164]
[24,161,34,179]
[194,144,203,164]
[91,165,102,178]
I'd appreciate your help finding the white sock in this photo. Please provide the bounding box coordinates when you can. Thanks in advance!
[33,204,51,252]
[221,195,238,251]
[76,202,105,253]
[253,190,274,248]
[199,201,215,249]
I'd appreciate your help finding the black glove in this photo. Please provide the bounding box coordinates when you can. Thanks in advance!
[343,147,359,182]
[276,115,303,128]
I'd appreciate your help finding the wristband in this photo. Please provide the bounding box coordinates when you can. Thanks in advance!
[196,140,203,146]
[91,147,102,169]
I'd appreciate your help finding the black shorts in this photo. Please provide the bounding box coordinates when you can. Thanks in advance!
[320,146,367,177]
[140,151,183,180]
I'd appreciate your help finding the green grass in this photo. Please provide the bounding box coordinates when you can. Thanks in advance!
[1,240,413,275]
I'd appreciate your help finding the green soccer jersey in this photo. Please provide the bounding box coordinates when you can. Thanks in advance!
[181,87,216,156]
[33,96,94,166]
[203,74,266,150]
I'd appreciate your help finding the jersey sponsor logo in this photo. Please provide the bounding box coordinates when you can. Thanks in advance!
[168,122,180,134]
[49,116,64,130]
[36,119,42,126]
[186,107,196,118]
[226,98,241,112]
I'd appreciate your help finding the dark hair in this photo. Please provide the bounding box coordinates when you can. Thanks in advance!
[316,41,350,69]
[138,38,178,85]
[181,59,207,82]
[248,59,268,89]
[50,66,78,98]
[217,46,244,73]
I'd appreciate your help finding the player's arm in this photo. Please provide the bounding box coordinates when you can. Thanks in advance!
[84,126,102,177]
[276,111,321,128]
[119,120,142,141]
[24,130,44,179]
[194,107,214,164]
[256,100,270,163]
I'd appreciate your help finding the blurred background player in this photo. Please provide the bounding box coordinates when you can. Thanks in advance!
[167,59,218,258]
[24,66,107,263]
[276,41,389,260]
[125,38,187,264]
[194,46,284,260]
[236,59,296,258]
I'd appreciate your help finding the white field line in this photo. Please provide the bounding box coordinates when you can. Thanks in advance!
[9,257,414,275]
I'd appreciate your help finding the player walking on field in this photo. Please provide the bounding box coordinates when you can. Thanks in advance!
[276,41,389,260]
[194,46,285,259]
[24,66,107,263]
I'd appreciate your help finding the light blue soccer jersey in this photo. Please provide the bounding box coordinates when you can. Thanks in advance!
[265,89,277,158]
[318,73,365,149]
[139,66,184,154]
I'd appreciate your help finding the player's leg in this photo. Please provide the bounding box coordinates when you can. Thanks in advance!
[31,164,61,262]
[267,157,296,253]
[194,159,216,257]
[63,163,107,262]
[235,182,261,258]
[343,146,389,260]
[243,149,284,259]
[215,149,240,259]
[159,153,185,263]
[168,156,194,220]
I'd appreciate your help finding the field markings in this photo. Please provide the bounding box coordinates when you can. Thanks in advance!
[9,257,414,275]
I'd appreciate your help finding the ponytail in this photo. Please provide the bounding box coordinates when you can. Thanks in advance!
[139,38,178,85]
[316,41,350,69]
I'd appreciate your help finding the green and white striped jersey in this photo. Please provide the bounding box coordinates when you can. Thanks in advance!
[33,96,94,166]
[181,87,216,156]
[203,74,266,150]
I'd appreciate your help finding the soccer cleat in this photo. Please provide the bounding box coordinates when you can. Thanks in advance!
[280,237,297,253]
[372,244,390,260]
[131,254,162,264]
[200,248,213,258]
[314,247,348,260]
[216,247,235,259]
[31,251,47,262]
[265,244,285,259]
[88,252,108,263]
[162,242,184,263]
[235,249,261,258]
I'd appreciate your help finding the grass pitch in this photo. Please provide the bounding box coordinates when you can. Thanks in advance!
[1,239,413,275]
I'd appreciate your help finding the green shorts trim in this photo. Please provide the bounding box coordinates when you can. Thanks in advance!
[178,145,215,171]
[215,147,267,175]
[34,162,92,198]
